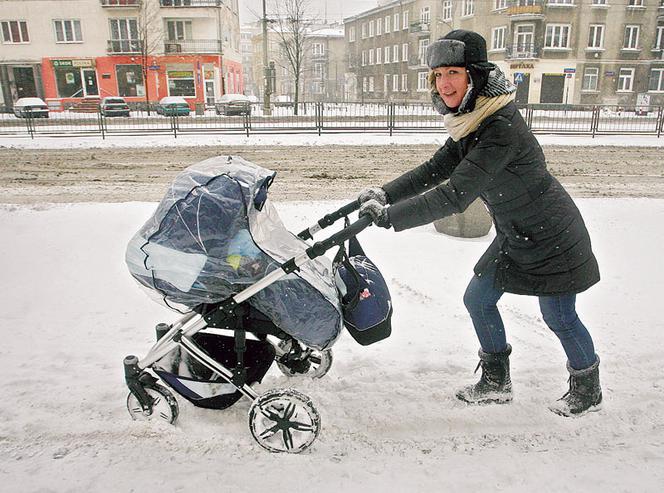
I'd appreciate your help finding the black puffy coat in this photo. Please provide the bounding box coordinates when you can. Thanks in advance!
[383,102,599,296]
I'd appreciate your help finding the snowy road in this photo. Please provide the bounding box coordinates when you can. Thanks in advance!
[1,199,663,492]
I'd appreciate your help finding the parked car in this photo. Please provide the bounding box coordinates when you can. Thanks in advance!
[215,94,252,116]
[13,97,49,118]
[100,97,130,117]
[156,96,191,116]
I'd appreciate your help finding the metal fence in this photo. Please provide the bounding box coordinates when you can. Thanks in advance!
[1,102,662,139]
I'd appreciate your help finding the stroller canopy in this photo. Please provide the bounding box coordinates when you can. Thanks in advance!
[126,156,342,349]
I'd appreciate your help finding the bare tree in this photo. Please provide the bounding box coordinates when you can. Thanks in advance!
[136,1,163,115]
[269,0,315,115]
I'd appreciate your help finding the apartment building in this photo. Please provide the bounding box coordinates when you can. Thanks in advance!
[344,0,664,107]
[240,24,260,97]
[0,0,242,109]
[251,23,346,102]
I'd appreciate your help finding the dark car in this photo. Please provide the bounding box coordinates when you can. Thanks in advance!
[215,94,252,116]
[13,97,49,118]
[101,97,130,117]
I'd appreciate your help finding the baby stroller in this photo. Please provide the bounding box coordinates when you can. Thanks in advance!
[123,156,392,453]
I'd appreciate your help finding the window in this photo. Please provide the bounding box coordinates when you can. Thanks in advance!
[369,20,374,37]
[402,10,409,30]
[588,25,604,49]
[443,1,453,21]
[314,63,324,78]
[376,46,382,64]
[592,0,607,4]
[384,15,390,33]
[116,64,145,97]
[494,0,508,9]
[1,20,29,43]
[623,25,640,50]
[402,43,409,61]
[392,44,399,62]
[369,48,374,65]
[109,18,139,52]
[492,26,506,50]
[392,74,399,92]
[548,0,574,5]
[649,68,664,92]
[384,74,389,94]
[361,50,366,66]
[401,73,408,91]
[417,71,428,91]
[54,19,82,43]
[418,39,429,64]
[376,18,382,36]
[384,46,390,64]
[617,68,635,92]
[54,64,82,97]
[421,7,431,24]
[627,0,644,6]
[312,42,324,55]
[582,67,599,91]
[545,24,570,48]
[166,20,191,40]
[656,23,664,50]
[348,26,355,42]
[361,23,366,39]
[462,0,475,17]
[168,69,195,97]
[393,13,399,31]
[369,76,374,92]
[363,77,368,93]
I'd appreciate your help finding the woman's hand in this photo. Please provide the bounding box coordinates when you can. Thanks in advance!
[359,199,391,229]
[358,187,388,206]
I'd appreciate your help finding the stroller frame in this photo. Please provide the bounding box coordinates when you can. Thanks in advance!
[124,201,368,453]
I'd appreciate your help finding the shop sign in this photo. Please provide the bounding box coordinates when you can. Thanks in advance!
[510,63,534,70]
[52,59,93,68]
[605,71,615,77]
[204,70,214,80]
[168,71,194,78]
[148,65,161,70]
[563,68,576,74]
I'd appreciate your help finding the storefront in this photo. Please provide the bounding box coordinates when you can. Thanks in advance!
[0,63,43,106]
[41,54,241,110]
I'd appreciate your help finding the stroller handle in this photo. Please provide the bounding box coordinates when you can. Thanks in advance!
[297,200,360,240]
[305,214,373,259]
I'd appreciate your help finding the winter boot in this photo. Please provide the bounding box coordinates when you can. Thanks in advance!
[549,356,602,417]
[456,344,512,405]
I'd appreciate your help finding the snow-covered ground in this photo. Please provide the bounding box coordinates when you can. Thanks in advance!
[2,132,664,150]
[1,198,662,492]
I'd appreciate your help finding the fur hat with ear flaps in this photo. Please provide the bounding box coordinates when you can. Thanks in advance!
[427,29,514,115]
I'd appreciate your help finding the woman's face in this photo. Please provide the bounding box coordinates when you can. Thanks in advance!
[433,66,469,109]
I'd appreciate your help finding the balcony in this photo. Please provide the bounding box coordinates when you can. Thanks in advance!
[409,22,431,35]
[506,0,544,18]
[107,39,143,54]
[505,43,541,59]
[159,0,222,7]
[164,39,222,54]
[100,0,142,7]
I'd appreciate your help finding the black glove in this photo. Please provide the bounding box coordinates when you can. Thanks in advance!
[358,186,388,206]
[359,199,391,229]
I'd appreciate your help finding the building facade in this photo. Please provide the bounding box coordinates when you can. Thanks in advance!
[344,0,664,107]
[0,0,243,109]
[251,23,347,102]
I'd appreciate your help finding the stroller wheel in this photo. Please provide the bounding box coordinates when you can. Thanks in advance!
[276,340,333,379]
[126,383,179,424]
[248,388,321,453]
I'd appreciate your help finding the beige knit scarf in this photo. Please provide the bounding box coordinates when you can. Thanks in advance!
[443,92,516,142]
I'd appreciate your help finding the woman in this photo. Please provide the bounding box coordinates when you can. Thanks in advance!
[358,30,602,416]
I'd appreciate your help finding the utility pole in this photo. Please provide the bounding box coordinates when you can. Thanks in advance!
[262,0,271,115]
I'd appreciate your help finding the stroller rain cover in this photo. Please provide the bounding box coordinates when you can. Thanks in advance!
[126,156,343,350]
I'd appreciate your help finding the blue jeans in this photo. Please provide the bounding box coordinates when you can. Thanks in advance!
[463,265,597,370]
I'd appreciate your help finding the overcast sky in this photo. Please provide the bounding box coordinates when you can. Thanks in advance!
[239,0,380,25]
